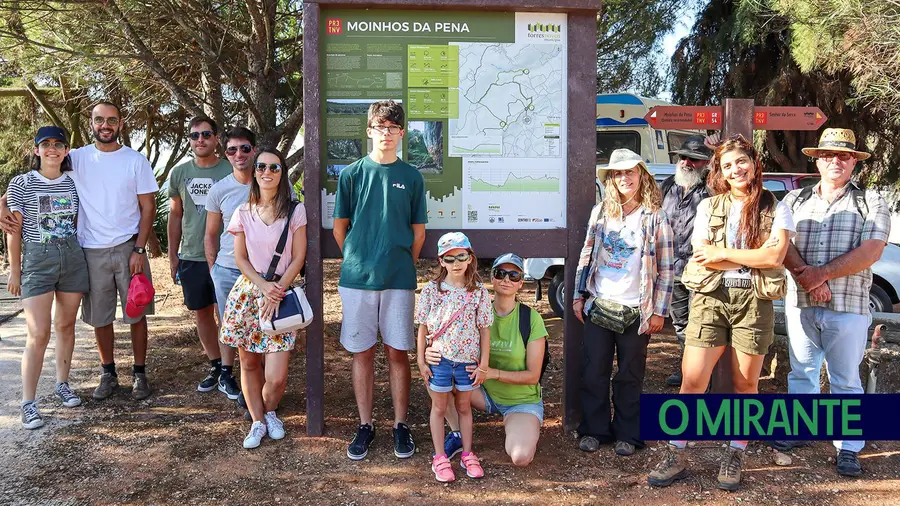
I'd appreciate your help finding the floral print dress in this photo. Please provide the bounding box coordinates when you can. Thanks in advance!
[219,276,295,353]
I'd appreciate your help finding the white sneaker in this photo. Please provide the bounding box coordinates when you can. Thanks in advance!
[243,421,267,449]
[265,411,285,440]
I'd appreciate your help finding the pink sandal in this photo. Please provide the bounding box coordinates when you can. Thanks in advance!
[460,452,484,478]
[432,455,456,482]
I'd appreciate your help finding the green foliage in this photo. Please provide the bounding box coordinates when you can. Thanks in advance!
[153,190,169,255]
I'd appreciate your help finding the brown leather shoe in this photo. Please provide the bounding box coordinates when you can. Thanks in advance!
[648,444,688,487]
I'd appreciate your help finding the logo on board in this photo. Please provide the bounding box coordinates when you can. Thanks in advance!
[326,18,342,35]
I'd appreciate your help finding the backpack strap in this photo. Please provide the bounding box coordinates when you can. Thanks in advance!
[849,185,869,220]
[790,186,814,214]
[518,302,532,347]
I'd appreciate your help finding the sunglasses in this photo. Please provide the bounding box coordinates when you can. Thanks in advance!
[492,268,522,282]
[817,151,853,162]
[189,130,214,141]
[225,144,253,156]
[441,252,470,264]
[679,155,706,164]
[38,141,67,150]
[254,162,282,173]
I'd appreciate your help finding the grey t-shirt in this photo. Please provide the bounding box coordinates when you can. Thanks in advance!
[205,173,250,269]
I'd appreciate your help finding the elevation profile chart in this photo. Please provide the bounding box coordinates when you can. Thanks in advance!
[468,168,560,193]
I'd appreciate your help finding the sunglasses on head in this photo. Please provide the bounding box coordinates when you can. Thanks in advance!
[441,252,470,264]
[225,144,253,155]
[254,162,282,173]
[189,130,214,141]
[492,268,522,282]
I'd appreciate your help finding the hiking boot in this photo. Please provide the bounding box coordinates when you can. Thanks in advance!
[92,373,119,400]
[197,367,219,393]
[265,411,285,440]
[55,382,82,408]
[579,435,600,452]
[218,373,241,401]
[347,423,375,460]
[393,422,416,459]
[648,444,688,487]
[836,449,862,477]
[243,421,267,449]
[132,373,151,400]
[717,446,745,491]
[460,452,485,479]
[665,371,682,387]
[615,441,635,456]
[444,431,463,459]
[21,401,44,430]
[431,454,456,482]
[769,440,808,452]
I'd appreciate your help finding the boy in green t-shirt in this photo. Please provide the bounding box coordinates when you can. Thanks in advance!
[333,100,428,461]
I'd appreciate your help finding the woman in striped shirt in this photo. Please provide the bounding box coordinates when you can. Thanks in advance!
[7,126,90,430]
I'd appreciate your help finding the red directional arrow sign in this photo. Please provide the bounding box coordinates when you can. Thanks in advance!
[752,106,828,130]
[644,106,725,130]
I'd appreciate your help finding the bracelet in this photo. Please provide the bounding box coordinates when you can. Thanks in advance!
[477,367,488,373]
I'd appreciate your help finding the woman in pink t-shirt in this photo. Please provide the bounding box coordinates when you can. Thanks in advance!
[219,148,307,450]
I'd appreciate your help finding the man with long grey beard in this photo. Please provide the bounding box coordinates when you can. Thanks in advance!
[660,135,712,386]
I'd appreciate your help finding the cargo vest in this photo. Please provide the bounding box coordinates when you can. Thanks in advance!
[680,191,786,300]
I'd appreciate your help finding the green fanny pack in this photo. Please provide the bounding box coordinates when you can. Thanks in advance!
[588,298,640,334]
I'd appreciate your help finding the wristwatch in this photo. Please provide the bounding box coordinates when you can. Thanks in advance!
[133,246,146,255]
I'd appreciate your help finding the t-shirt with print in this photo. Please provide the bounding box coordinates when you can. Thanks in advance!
[692,198,796,279]
[68,144,159,248]
[205,173,250,269]
[590,208,644,307]
[168,159,232,262]
[333,156,428,290]
[483,303,549,406]
[7,171,79,243]
[414,281,493,364]
[227,202,308,276]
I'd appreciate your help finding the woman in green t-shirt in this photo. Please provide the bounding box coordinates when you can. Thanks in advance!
[424,252,548,467]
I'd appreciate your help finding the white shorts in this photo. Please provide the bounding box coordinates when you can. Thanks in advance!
[338,287,415,353]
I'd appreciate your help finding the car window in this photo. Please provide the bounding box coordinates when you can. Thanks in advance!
[597,131,640,164]
[798,176,819,188]
[763,180,787,201]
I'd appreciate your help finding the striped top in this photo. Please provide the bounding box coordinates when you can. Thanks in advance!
[7,171,80,243]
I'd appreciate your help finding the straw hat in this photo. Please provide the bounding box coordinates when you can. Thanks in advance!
[801,128,871,161]
[596,148,651,181]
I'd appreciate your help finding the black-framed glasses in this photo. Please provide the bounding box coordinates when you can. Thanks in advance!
[370,124,403,135]
[441,252,470,264]
[38,141,67,150]
[189,130,214,140]
[254,162,282,173]
[225,144,253,156]
[93,116,119,126]
[492,268,522,282]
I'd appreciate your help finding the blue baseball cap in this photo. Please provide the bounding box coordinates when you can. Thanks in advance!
[35,126,69,146]
[437,232,472,256]
[492,253,525,272]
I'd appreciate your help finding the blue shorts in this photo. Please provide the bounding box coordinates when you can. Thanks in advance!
[210,263,242,320]
[481,387,545,425]
[428,357,477,393]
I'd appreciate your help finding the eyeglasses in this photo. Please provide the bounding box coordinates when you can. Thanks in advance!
[817,151,853,162]
[441,252,470,264]
[93,116,120,127]
[370,124,403,135]
[254,162,282,173]
[225,144,253,156]
[492,268,522,282]
[189,131,214,141]
[38,141,67,150]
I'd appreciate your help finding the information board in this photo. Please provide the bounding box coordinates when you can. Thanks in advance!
[320,9,568,229]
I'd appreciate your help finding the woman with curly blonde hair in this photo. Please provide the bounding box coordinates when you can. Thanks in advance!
[573,148,674,457]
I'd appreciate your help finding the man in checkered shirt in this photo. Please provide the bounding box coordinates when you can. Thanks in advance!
[774,128,891,478]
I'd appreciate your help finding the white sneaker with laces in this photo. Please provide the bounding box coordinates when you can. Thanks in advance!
[243,421,267,449]
[265,411,285,440]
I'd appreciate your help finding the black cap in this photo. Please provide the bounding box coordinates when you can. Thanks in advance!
[669,135,712,161]
[35,126,69,146]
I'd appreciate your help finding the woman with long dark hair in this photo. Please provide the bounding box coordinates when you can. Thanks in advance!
[219,148,307,449]
[7,126,89,429]
[649,134,794,491]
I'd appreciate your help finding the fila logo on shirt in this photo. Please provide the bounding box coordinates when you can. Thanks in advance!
[392,182,406,190]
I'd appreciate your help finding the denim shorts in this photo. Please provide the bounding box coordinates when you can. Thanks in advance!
[428,357,477,393]
[481,387,545,425]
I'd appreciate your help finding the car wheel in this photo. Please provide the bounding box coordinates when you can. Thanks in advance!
[548,270,565,318]
[869,284,893,314]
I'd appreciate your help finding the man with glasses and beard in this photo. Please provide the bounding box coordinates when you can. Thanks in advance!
[660,135,712,387]
[167,117,233,397]
[2,101,159,401]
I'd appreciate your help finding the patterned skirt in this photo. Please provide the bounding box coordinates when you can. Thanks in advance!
[219,275,296,353]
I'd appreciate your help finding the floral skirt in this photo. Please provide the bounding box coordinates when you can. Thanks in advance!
[219,275,295,354]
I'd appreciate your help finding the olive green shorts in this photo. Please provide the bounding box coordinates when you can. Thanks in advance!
[20,237,90,299]
[684,285,774,356]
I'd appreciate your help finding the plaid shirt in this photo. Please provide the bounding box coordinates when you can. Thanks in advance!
[783,182,891,315]
[576,204,675,334]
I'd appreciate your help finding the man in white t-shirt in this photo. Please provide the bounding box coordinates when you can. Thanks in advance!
[2,102,159,401]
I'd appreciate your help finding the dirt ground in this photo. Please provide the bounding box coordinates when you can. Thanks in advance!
[1,257,899,506]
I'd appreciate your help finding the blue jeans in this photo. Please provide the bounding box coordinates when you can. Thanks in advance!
[481,387,544,425]
[210,263,242,320]
[785,305,871,452]
[428,357,477,393]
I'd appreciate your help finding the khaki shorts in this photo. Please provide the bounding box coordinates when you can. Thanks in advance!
[684,285,774,356]
[20,237,90,299]
[82,238,155,327]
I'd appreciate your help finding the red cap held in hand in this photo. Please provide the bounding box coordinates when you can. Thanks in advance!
[125,273,155,318]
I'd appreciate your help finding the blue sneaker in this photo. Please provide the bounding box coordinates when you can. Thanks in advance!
[444,431,463,459]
